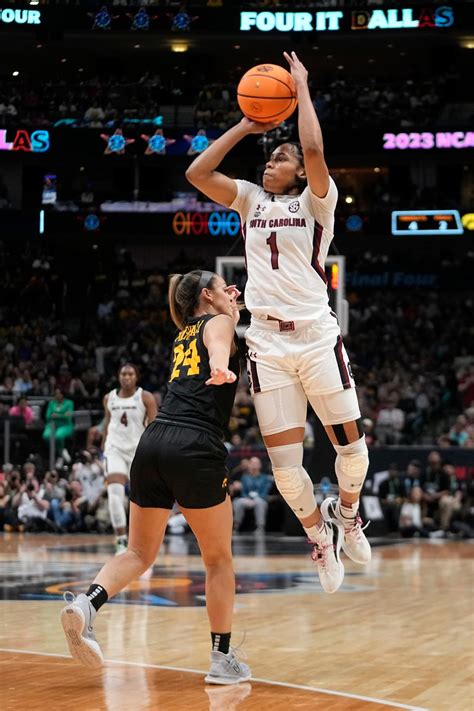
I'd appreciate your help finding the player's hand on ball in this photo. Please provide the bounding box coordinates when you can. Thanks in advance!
[206,368,237,386]
[283,51,308,87]
[240,117,281,134]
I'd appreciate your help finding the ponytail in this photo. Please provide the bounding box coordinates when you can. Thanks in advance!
[168,270,217,330]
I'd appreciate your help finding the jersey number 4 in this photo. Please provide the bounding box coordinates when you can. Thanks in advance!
[170,338,201,381]
[120,412,128,427]
[266,231,279,269]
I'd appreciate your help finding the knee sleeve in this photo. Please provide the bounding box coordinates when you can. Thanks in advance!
[273,467,316,519]
[268,442,315,518]
[334,436,369,495]
[108,482,127,530]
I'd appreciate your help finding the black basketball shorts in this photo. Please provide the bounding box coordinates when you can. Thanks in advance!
[129,420,230,509]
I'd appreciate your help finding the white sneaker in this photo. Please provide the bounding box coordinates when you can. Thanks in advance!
[321,497,371,565]
[60,592,103,668]
[115,537,128,556]
[310,520,344,594]
[205,649,251,685]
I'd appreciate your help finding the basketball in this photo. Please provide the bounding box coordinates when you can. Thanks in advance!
[237,63,297,123]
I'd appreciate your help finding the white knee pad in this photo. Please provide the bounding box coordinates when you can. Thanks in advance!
[334,436,369,495]
[108,482,127,530]
[273,466,316,518]
[267,442,316,518]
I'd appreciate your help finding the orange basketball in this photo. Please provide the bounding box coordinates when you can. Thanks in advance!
[237,63,297,123]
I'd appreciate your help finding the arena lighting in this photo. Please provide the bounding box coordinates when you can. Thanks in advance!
[172,211,240,237]
[39,210,44,235]
[240,7,454,33]
[461,214,474,230]
[391,210,463,235]
[330,263,339,290]
[171,42,188,53]
[384,131,474,150]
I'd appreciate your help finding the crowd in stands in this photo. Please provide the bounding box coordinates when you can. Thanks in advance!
[376,452,474,540]
[1,444,472,539]
[0,66,460,132]
[195,71,459,132]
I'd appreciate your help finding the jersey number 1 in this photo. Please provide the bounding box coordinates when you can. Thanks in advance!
[266,231,279,270]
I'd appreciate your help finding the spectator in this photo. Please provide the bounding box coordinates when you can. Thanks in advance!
[9,396,35,426]
[420,451,453,529]
[404,459,423,490]
[378,463,406,533]
[399,486,432,538]
[42,388,75,459]
[13,370,33,394]
[375,395,405,444]
[232,457,272,534]
[362,417,377,447]
[18,481,50,531]
[438,463,462,532]
[448,415,470,447]
[1,468,24,532]
[457,363,474,410]
[71,450,105,506]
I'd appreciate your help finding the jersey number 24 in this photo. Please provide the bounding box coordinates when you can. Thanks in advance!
[170,338,201,381]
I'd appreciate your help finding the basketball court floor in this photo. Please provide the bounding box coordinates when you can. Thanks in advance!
[1,533,472,710]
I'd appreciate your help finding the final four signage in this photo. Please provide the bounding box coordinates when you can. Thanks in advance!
[0,8,41,25]
[240,6,454,32]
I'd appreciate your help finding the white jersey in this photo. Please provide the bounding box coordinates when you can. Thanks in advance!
[230,177,338,323]
[104,387,146,454]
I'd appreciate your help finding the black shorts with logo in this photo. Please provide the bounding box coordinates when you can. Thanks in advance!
[130,419,229,510]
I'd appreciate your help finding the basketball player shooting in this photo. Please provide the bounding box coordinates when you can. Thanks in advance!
[186,51,371,594]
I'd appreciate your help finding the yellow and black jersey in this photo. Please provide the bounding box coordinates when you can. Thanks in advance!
[158,314,240,437]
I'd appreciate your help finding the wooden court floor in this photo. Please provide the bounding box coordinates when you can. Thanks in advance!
[0,533,473,711]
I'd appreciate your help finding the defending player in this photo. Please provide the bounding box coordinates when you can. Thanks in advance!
[61,271,251,685]
[186,51,371,594]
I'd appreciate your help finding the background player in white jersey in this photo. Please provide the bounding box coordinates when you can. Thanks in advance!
[186,51,371,594]
[103,364,157,553]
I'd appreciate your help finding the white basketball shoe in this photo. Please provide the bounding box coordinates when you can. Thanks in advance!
[321,497,371,565]
[309,519,345,594]
[60,592,103,668]
[205,649,252,685]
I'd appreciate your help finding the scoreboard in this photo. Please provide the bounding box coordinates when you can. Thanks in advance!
[391,210,463,235]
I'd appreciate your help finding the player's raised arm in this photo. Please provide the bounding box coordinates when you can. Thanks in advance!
[203,314,237,386]
[283,51,330,199]
[185,118,279,207]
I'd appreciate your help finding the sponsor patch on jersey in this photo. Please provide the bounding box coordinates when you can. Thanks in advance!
[288,200,300,213]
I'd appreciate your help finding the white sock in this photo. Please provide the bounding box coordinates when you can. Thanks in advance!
[339,499,358,524]
[303,518,326,543]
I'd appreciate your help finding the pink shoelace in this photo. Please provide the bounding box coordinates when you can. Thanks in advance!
[309,540,335,571]
[343,512,370,538]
